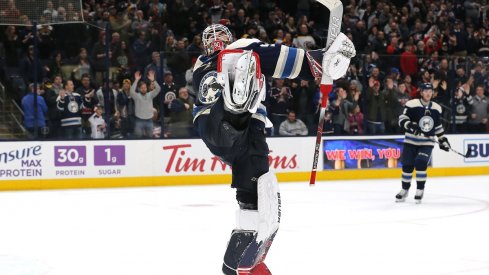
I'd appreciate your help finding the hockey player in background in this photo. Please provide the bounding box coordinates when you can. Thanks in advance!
[396,83,451,204]
[192,24,355,274]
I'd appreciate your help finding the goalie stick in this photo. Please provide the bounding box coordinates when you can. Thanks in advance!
[310,0,344,186]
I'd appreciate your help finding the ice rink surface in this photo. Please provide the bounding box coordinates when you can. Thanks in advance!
[1,175,489,275]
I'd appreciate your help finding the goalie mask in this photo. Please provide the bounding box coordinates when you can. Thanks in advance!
[217,49,266,114]
[202,24,233,56]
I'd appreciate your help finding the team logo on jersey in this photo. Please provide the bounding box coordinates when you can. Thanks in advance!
[165,91,176,102]
[419,116,434,133]
[198,71,222,104]
[456,104,466,114]
[68,101,79,113]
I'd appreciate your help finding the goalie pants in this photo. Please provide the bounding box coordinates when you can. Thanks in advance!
[195,97,269,205]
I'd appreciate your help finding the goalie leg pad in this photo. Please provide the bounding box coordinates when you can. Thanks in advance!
[223,171,281,274]
[257,171,281,243]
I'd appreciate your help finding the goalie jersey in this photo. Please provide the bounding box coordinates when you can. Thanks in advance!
[192,38,317,119]
[398,99,445,146]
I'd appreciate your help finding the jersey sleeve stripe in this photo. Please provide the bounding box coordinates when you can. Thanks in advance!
[289,48,304,79]
[272,46,288,78]
[281,47,298,78]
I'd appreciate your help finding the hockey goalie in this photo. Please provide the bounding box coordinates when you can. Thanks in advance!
[192,24,355,274]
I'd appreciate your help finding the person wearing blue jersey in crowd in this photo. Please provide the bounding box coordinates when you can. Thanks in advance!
[191,23,355,274]
[396,83,451,204]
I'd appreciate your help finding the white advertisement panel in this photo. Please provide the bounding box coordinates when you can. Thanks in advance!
[0,137,316,180]
[431,134,489,167]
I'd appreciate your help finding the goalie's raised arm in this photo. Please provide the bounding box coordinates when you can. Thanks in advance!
[322,32,356,80]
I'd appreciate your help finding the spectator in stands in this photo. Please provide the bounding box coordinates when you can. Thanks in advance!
[403,74,417,99]
[45,51,63,79]
[279,110,308,136]
[19,45,43,85]
[268,79,293,136]
[72,48,93,83]
[88,104,107,139]
[116,78,135,138]
[365,78,386,134]
[131,10,150,35]
[400,42,418,78]
[110,10,132,44]
[292,24,316,50]
[75,74,98,137]
[3,26,21,69]
[43,1,58,23]
[391,82,411,132]
[22,83,48,138]
[284,16,297,35]
[383,77,401,134]
[187,35,203,63]
[432,78,449,106]
[452,20,468,56]
[469,85,489,133]
[2,0,21,23]
[158,70,178,129]
[56,80,90,139]
[144,51,163,84]
[91,31,109,84]
[130,70,160,138]
[330,86,358,135]
[114,40,133,77]
[132,31,151,72]
[51,74,63,94]
[291,79,318,136]
[347,105,364,135]
[452,78,474,133]
[168,39,191,87]
[169,87,194,138]
[41,79,60,138]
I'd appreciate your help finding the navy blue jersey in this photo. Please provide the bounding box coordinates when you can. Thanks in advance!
[192,38,315,120]
[398,99,445,146]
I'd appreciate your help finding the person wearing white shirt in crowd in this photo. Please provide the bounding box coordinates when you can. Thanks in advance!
[89,104,107,139]
[279,110,309,136]
[130,70,161,138]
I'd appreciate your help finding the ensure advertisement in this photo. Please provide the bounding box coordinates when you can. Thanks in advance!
[0,144,43,178]
[323,138,404,169]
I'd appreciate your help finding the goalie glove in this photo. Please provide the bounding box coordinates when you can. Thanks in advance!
[404,121,422,136]
[322,32,356,80]
[438,136,451,152]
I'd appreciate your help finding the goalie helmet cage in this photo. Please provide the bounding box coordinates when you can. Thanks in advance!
[0,0,116,138]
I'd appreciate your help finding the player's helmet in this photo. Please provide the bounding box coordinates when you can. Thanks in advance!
[202,24,233,56]
[419,82,434,91]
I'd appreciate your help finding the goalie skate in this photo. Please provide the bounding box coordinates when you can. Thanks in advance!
[395,189,409,202]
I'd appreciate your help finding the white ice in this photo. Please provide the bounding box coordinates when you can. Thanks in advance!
[0,175,489,275]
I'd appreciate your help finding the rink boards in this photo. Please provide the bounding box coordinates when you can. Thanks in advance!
[0,135,488,190]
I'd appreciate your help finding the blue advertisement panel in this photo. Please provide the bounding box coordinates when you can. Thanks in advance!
[323,139,404,169]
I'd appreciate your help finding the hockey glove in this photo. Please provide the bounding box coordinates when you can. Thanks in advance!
[405,121,422,136]
[438,136,451,152]
[322,33,356,80]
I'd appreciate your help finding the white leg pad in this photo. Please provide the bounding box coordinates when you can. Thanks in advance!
[257,171,281,242]
[236,209,259,231]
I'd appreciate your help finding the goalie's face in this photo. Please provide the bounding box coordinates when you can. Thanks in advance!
[202,24,233,55]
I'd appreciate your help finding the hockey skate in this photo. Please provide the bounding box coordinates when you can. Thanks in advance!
[414,189,424,204]
[395,189,409,202]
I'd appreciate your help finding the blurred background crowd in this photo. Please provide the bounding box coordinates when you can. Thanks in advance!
[0,0,488,140]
